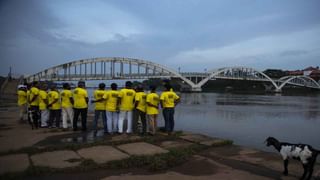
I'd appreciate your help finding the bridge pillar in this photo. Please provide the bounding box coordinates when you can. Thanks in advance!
[191,86,202,92]
[274,88,282,93]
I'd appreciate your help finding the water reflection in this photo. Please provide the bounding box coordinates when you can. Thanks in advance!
[175,93,320,151]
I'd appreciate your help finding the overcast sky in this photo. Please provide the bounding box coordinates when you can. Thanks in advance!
[1,0,320,76]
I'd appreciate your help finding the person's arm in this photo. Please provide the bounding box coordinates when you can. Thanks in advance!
[48,98,58,107]
[174,95,180,106]
[29,93,38,104]
[147,102,158,109]
[69,97,74,105]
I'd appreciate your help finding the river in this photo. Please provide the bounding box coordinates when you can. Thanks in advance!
[174,93,320,152]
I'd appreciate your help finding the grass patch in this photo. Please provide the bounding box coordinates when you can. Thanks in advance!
[0,133,181,157]
[211,139,233,147]
[0,144,208,179]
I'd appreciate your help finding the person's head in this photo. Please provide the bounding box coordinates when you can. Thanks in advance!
[98,83,106,90]
[41,83,48,91]
[63,83,70,90]
[136,84,144,92]
[149,85,156,92]
[111,83,117,90]
[32,81,39,88]
[78,81,85,88]
[164,84,172,91]
[50,83,57,91]
[125,81,132,88]
[26,83,32,90]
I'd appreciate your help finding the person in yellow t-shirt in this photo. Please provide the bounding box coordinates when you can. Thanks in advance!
[39,83,49,127]
[103,83,119,134]
[91,83,107,135]
[61,83,74,129]
[160,84,180,135]
[48,84,61,128]
[134,84,147,135]
[118,81,136,134]
[28,81,40,129]
[17,85,28,122]
[146,85,160,135]
[73,81,89,131]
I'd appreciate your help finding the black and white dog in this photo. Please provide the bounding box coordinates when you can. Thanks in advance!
[265,137,319,180]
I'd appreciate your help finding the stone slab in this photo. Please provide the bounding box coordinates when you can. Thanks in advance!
[31,150,81,168]
[77,146,129,164]
[180,134,229,147]
[160,140,193,149]
[0,154,29,174]
[180,134,213,143]
[117,142,168,156]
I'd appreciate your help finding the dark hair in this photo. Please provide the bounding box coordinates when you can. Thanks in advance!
[164,84,172,91]
[63,83,70,89]
[78,80,85,87]
[99,83,106,89]
[149,85,156,91]
[125,81,132,88]
[32,81,38,86]
[111,83,117,90]
[136,84,143,92]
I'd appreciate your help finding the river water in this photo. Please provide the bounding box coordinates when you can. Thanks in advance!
[173,93,320,151]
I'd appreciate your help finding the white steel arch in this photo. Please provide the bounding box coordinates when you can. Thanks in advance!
[195,66,280,90]
[277,75,320,90]
[26,57,197,88]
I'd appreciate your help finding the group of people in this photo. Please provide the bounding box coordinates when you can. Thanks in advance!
[17,80,180,135]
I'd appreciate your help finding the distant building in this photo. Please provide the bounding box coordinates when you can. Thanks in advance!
[286,66,320,82]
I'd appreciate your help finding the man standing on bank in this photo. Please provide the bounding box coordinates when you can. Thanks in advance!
[91,83,107,135]
[134,84,147,135]
[61,83,74,129]
[73,81,89,131]
[160,84,180,135]
[118,81,136,134]
[28,81,40,129]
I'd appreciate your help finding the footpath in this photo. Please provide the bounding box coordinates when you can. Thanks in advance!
[0,81,319,180]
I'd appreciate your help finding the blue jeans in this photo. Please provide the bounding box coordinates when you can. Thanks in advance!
[93,110,107,132]
[163,108,175,132]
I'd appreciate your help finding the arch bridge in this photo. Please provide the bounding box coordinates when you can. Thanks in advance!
[26,58,320,92]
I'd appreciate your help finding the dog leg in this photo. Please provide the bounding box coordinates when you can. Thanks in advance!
[305,160,315,180]
[300,164,308,180]
[283,159,289,175]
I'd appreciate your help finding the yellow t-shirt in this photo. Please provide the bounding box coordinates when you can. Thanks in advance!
[29,87,39,106]
[39,90,48,110]
[17,90,27,106]
[135,92,147,112]
[118,88,136,111]
[160,91,180,108]
[103,90,119,112]
[94,89,106,110]
[73,87,88,109]
[48,91,61,110]
[146,93,159,115]
[61,89,73,108]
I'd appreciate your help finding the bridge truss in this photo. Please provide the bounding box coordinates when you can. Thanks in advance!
[26,58,320,92]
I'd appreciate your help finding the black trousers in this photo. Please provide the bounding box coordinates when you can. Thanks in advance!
[48,109,61,127]
[29,105,40,129]
[133,109,147,134]
[73,108,88,131]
